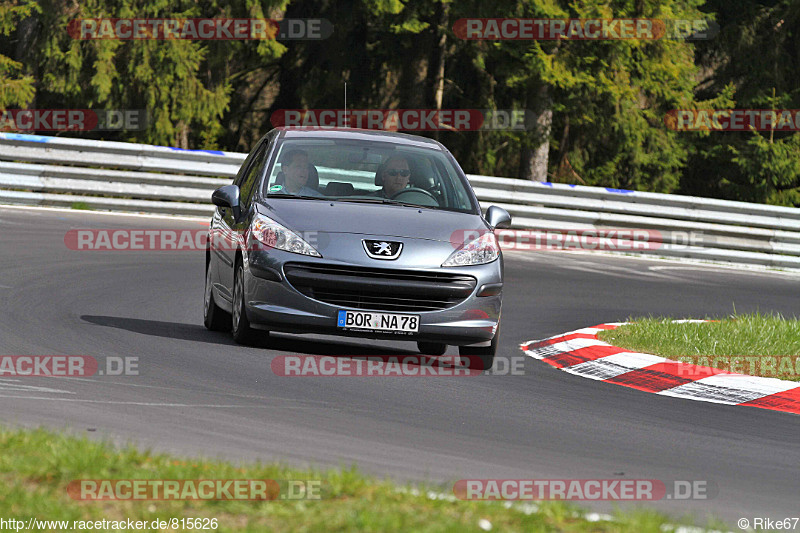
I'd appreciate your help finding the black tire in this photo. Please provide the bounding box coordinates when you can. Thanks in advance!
[232,261,259,345]
[204,263,231,331]
[417,342,447,356]
[458,321,500,371]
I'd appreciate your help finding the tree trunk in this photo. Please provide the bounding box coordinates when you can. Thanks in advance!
[430,2,448,140]
[15,15,38,108]
[400,55,427,109]
[519,82,552,182]
[432,2,448,110]
[176,121,189,149]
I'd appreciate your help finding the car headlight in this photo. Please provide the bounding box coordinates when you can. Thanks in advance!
[442,231,499,266]
[250,214,321,257]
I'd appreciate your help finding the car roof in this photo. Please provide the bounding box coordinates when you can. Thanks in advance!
[273,127,445,150]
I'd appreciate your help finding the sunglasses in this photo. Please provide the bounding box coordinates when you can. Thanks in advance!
[385,169,410,177]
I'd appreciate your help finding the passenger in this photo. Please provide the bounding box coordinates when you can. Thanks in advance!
[273,150,322,196]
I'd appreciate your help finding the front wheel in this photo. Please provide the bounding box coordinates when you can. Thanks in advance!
[204,264,231,331]
[459,321,500,371]
[232,261,259,345]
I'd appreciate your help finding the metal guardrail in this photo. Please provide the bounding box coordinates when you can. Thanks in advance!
[0,132,798,269]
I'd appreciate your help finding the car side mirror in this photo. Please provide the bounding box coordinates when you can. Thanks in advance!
[212,185,241,220]
[485,205,511,229]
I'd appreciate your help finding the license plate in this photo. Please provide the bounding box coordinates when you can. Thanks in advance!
[337,310,419,333]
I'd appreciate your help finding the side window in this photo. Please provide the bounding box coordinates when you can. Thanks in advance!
[239,144,268,209]
[234,144,259,187]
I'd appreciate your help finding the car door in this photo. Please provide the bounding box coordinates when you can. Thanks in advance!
[217,137,272,300]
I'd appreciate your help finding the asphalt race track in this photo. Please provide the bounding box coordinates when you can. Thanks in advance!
[1,206,798,526]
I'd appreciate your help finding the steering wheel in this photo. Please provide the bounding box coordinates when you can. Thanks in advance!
[390,187,440,207]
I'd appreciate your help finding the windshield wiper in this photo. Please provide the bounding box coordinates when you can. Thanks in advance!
[331,197,439,210]
[265,194,330,201]
[382,199,439,210]
[326,197,386,203]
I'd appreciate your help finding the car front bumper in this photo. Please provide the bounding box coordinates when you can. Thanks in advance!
[242,247,502,346]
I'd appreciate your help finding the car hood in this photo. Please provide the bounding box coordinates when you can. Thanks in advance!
[258,198,488,243]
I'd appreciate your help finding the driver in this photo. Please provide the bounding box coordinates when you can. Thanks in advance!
[374,155,411,198]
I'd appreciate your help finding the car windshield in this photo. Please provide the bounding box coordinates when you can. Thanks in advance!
[263,138,476,213]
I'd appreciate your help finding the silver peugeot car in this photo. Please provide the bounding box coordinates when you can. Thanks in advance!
[204,128,511,368]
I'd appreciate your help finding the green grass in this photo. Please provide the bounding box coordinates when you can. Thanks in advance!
[0,427,719,532]
[69,202,91,210]
[598,313,800,380]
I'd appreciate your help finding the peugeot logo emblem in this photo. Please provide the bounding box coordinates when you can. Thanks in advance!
[374,242,392,255]
[363,240,403,260]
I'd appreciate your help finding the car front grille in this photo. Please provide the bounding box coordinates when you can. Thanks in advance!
[283,262,477,312]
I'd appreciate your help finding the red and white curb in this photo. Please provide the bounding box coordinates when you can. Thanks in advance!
[520,323,800,415]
